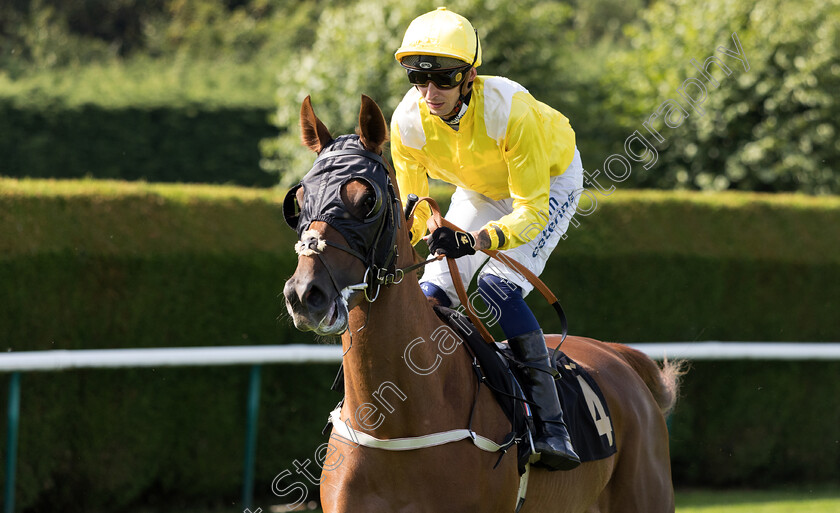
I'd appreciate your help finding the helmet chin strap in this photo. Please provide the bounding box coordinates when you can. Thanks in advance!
[442,79,474,128]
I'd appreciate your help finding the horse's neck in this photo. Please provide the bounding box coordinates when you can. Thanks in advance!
[339,277,475,437]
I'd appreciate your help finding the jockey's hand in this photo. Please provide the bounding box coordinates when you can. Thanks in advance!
[428,227,476,259]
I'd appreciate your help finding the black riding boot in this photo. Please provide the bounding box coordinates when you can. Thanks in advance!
[509,329,581,471]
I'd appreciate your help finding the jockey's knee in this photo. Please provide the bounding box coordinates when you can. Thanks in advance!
[420,282,452,308]
[477,274,539,339]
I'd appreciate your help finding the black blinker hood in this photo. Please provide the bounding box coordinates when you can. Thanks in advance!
[285,135,400,274]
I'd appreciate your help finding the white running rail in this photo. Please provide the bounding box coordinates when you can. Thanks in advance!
[1,341,838,512]
[1,342,839,372]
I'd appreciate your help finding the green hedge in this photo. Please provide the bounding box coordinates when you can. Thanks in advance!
[0,102,277,187]
[0,180,838,511]
[669,360,840,487]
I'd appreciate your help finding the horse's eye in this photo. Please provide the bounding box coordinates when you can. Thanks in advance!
[362,193,378,217]
[342,178,382,220]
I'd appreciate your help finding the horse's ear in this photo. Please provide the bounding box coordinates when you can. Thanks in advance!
[300,95,333,153]
[357,94,389,153]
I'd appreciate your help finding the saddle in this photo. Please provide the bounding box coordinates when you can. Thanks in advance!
[431,305,617,474]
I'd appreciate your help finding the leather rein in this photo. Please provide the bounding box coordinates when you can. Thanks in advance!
[405,195,569,346]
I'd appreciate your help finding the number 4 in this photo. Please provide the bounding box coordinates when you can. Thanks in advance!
[576,375,614,446]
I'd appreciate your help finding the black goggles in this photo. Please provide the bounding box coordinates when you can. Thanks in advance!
[406,66,470,89]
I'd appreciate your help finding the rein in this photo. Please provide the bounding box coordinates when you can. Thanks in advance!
[406,196,569,346]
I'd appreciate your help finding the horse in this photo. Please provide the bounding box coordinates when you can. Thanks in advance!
[283,94,682,513]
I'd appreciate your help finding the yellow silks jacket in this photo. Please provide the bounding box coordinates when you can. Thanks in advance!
[390,75,576,250]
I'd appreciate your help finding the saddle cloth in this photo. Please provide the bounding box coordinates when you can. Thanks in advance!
[432,306,617,471]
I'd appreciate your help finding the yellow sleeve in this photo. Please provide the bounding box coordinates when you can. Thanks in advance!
[390,120,431,246]
[481,96,553,250]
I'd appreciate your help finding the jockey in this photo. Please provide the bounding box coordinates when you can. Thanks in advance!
[391,7,584,471]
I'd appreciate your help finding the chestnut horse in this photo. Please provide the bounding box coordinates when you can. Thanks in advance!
[283,95,681,513]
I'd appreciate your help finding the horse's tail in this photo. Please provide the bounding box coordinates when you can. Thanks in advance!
[607,343,686,416]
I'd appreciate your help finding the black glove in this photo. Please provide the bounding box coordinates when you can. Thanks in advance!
[428,227,476,258]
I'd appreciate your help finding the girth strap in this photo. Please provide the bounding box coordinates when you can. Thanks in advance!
[328,406,530,512]
[329,406,508,452]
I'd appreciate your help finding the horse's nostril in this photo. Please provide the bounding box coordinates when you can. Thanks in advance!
[304,285,328,311]
[285,275,332,319]
[284,280,299,305]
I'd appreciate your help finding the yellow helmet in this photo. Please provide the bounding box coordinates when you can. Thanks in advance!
[395,7,482,69]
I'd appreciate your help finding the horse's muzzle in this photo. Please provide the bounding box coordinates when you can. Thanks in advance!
[283,276,348,336]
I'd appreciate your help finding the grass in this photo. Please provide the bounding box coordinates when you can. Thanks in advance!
[205,489,840,513]
[675,488,840,512]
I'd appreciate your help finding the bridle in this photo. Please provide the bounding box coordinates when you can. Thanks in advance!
[284,138,435,303]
